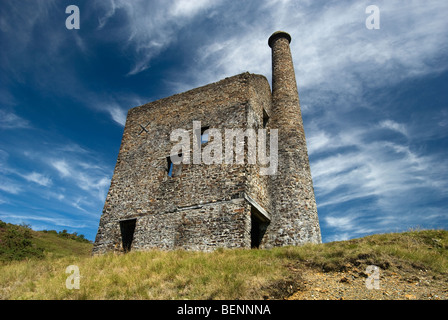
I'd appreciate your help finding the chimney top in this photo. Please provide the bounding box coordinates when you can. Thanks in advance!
[268,31,291,48]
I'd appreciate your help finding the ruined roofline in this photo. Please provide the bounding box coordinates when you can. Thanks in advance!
[131,72,270,113]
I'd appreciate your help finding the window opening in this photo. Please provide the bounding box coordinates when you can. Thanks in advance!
[167,153,183,177]
[167,157,174,177]
[263,109,269,128]
[201,126,209,144]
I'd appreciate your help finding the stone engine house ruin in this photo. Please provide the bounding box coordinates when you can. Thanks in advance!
[92,31,322,254]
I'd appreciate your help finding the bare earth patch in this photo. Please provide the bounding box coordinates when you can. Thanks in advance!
[288,266,448,300]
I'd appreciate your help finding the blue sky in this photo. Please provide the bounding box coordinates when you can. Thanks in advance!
[1,0,447,242]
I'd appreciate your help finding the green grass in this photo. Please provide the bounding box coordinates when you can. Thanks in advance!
[0,222,446,300]
[0,220,92,262]
[31,230,92,259]
[271,229,448,274]
[1,248,289,299]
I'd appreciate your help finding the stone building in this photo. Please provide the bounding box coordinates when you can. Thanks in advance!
[92,31,321,254]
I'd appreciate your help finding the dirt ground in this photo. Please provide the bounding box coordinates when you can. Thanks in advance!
[287,266,448,300]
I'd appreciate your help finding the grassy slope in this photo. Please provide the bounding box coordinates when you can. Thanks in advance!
[0,224,446,300]
[0,221,92,262]
[31,231,92,259]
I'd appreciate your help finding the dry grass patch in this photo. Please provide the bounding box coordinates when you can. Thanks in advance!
[1,248,291,299]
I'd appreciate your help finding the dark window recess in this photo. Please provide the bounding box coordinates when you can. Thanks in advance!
[201,127,209,144]
[193,125,209,145]
[250,206,269,248]
[167,156,173,177]
[167,153,183,177]
[120,219,137,253]
[201,126,209,144]
[263,109,269,128]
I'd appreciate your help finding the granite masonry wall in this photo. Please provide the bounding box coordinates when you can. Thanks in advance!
[93,73,275,254]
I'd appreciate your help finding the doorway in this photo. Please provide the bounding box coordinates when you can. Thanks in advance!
[119,218,136,252]
[251,206,269,248]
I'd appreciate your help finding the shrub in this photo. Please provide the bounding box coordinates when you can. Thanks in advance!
[0,221,44,262]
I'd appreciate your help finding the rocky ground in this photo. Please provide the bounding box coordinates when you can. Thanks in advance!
[287,266,448,300]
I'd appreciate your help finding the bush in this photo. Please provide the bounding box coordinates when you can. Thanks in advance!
[57,229,91,243]
[0,221,44,262]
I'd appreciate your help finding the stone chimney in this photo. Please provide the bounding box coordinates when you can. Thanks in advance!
[266,31,322,246]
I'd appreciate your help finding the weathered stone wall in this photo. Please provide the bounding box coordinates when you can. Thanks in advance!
[134,199,252,251]
[93,73,272,254]
[244,75,273,215]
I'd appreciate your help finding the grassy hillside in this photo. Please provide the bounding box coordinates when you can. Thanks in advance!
[0,220,92,262]
[0,221,446,300]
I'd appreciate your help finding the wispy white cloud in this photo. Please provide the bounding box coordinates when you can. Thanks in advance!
[0,0,87,89]
[311,128,447,207]
[51,160,71,178]
[0,146,110,239]
[49,156,110,203]
[307,131,332,156]
[0,149,52,188]
[55,143,89,154]
[0,211,90,230]
[22,172,52,187]
[325,215,358,233]
[108,105,128,126]
[163,0,448,99]
[378,120,408,137]
[0,110,30,130]
[75,174,110,202]
[308,119,448,242]
[95,0,223,75]
[0,179,22,194]
[437,109,448,127]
